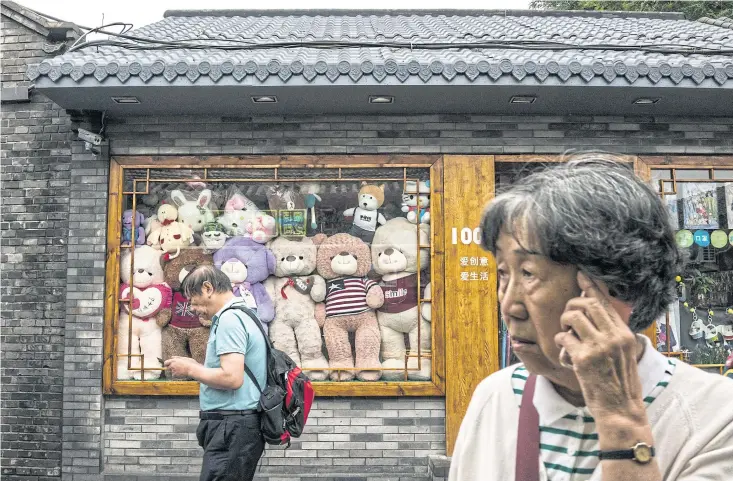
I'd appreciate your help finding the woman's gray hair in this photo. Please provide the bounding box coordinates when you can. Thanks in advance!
[481,152,683,332]
[180,264,232,298]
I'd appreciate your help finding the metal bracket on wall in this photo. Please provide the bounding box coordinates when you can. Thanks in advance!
[1,86,30,103]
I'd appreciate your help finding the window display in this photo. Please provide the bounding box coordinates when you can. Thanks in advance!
[654,168,733,373]
[111,165,434,388]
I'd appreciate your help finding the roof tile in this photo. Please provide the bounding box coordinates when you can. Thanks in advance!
[29,11,733,87]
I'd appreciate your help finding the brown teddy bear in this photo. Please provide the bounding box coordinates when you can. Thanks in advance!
[315,233,384,381]
[160,248,213,378]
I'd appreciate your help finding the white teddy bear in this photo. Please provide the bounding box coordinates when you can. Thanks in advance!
[264,236,329,381]
[118,246,171,380]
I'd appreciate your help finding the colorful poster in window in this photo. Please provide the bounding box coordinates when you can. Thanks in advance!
[680,183,718,230]
[278,209,307,237]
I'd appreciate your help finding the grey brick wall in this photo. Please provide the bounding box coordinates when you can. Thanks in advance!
[60,144,108,481]
[1,16,72,481]
[102,397,445,480]
[105,114,733,156]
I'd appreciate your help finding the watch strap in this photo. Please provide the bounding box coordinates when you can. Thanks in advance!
[599,446,655,461]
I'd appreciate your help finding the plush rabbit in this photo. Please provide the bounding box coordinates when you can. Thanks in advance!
[171,189,215,234]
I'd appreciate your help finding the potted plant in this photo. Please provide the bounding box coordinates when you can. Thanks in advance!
[687,269,716,307]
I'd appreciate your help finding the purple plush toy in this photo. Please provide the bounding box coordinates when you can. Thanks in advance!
[213,237,276,332]
[122,209,146,247]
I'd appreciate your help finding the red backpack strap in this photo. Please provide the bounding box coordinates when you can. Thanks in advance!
[516,373,540,481]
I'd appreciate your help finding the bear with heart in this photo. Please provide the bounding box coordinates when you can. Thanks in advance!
[118,246,172,380]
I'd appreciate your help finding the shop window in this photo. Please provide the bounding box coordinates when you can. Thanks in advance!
[104,157,445,396]
[653,168,733,374]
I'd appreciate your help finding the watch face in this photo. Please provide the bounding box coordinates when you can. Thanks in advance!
[633,443,652,464]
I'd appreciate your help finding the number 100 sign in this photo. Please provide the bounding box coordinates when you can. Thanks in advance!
[451,227,482,245]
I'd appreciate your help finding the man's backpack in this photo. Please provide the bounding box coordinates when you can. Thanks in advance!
[220,305,315,447]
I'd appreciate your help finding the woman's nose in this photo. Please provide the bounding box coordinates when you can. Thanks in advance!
[499,279,524,315]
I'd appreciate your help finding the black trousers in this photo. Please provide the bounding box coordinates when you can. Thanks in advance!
[197,413,264,481]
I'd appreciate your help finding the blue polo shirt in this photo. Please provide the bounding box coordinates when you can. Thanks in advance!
[199,297,267,411]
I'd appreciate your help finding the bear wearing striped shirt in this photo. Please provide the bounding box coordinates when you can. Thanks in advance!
[315,233,384,381]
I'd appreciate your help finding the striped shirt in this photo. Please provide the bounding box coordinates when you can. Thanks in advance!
[511,347,676,481]
[325,277,378,317]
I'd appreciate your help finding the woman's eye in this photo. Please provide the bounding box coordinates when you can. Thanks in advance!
[231,223,238,228]
[521,269,533,278]
[299,256,304,260]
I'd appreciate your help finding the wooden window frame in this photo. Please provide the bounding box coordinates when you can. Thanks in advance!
[103,155,447,397]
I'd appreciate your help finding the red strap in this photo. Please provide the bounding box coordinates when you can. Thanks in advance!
[280,278,295,299]
[516,374,540,481]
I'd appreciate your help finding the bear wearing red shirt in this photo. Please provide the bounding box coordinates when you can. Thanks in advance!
[372,218,432,381]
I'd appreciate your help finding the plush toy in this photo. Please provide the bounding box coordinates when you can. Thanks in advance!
[213,237,276,332]
[160,248,212,378]
[170,189,215,234]
[145,203,179,250]
[150,221,194,260]
[140,182,167,211]
[122,209,145,247]
[315,233,384,381]
[301,182,322,231]
[201,222,229,254]
[218,192,277,244]
[118,246,171,380]
[343,182,387,243]
[401,180,430,225]
[371,218,431,380]
[265,236,329,381]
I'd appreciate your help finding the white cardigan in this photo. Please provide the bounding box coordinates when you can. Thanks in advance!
[449,360,733,481]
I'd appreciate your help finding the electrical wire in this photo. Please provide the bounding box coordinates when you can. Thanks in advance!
[68,22,135,52]
[66,37,733,56]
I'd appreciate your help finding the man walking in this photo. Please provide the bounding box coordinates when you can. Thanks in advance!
[165,265,266,481]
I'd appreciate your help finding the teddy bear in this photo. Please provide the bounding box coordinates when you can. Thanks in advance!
[401,180,430,225]
[160,248,213,378]
[213,237,276,332]
[264,236,329,381]
[145,203,179,250]
[154,221,195,260]
[122,209,145,247]
[171,189,216,235]
[315,233,384,381]
[343,182,387,244]
[371,218,432,380]
[200,221,229,254]
[218,192,277,244]
[118,246,172,380]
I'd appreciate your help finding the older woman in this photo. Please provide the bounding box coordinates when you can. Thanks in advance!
[449,155,733,481]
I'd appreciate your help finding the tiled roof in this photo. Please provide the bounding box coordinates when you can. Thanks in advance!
[28,9,733,87]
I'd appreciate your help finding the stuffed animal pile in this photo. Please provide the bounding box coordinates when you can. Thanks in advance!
[117,178,433,382]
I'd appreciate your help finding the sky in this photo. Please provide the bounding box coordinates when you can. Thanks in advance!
[14,0,532,39]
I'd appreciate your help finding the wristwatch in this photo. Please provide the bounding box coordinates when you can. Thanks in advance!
[599,442,655,465]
